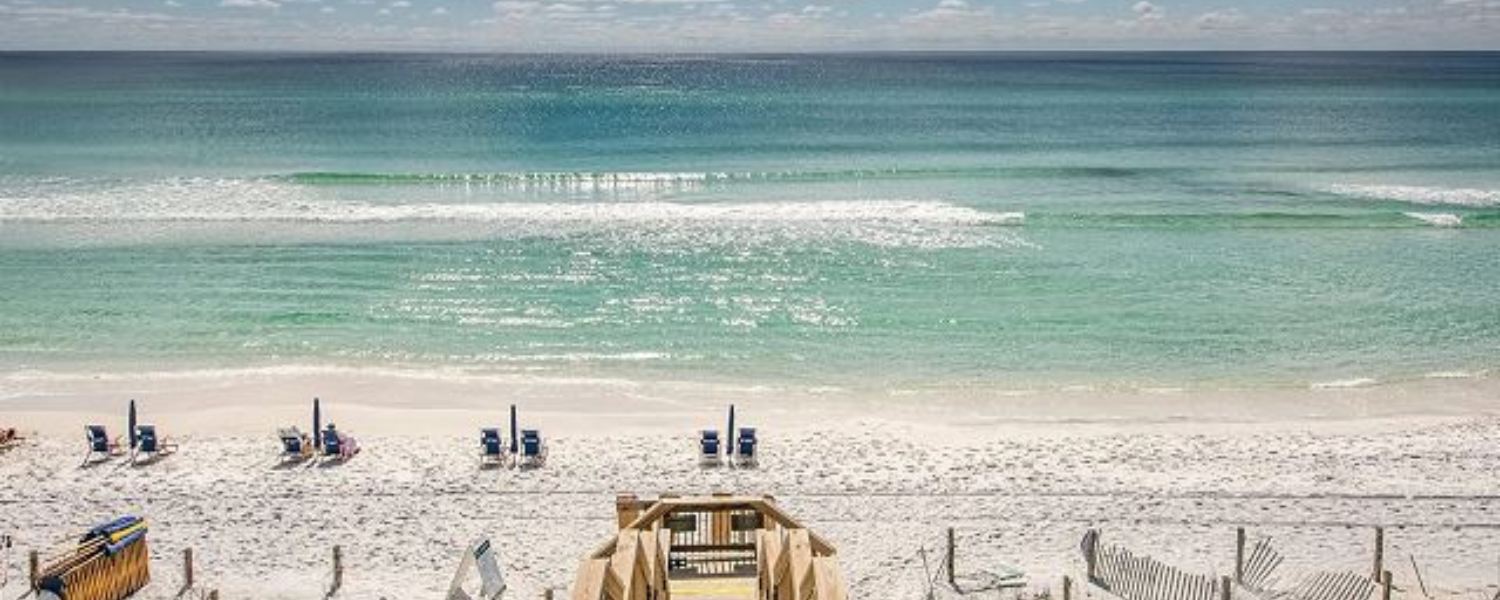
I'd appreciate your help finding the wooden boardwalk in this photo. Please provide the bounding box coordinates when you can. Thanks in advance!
[570,494,848,600]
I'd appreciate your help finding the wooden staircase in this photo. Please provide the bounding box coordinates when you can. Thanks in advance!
[570,495,848,600]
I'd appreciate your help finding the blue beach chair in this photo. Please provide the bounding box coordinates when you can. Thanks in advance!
[279,427,313,463]
[131,425,177,464]
[480,428,508,467]
[733,427,758,468]
[82,425,123,465]
[321,424,359,463]
[517,429,547,469]
[699,429,722,467]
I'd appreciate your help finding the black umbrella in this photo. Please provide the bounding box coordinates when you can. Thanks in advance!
[128,399,138,449]
[313,397,322,447]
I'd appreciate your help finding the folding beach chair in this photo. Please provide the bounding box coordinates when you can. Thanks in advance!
[0,427,22,451]
[131,425,178,464]
[82,425,123,465]
[698,429,722,467]
[279,427,313,463]
[480,428,508,467]
[517,429,546,469]
[733,427,758,468]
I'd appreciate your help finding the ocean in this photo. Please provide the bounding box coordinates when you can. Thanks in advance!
[1,52,1497,392]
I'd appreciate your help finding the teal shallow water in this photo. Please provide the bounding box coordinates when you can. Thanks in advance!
[1,53,1498,390]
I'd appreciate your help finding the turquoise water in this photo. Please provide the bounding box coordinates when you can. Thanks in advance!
[1,52,1498,389]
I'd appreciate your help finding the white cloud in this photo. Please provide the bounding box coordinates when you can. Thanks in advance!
[164,0,183,7]
[1194,8,1244,30]
[390,0,411,7]
[801,4,831,16]
[431,6,448,14]
[1130,0,1160,21]
[321,5,335,12]
[221,0,280,7]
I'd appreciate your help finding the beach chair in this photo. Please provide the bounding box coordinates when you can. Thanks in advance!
[321,425,360,462]
[0,427,22,451]
[480,428,508,467]
[517,429,546,469]
[279,427,313,463]
[82,425,123,465]
[698,429,721,467]
[131,425,178,464]
[733,427,758,468]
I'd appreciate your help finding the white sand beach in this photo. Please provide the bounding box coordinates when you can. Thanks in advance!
[2,369,1499,600]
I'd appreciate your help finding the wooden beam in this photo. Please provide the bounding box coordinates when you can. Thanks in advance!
[571,558,611,600]
[813,556,847,600]
[609,530,642,600]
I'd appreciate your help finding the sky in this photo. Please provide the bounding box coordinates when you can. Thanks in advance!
[0,0,1496,51]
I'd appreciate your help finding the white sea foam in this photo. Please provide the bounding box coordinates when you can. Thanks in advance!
[0,177,1029,249]
[1424,369,1487,379]
[1402,212,1463,227]
[1327,184,1500,207]
[1310,377,1378,390]
[0,177,1010,225]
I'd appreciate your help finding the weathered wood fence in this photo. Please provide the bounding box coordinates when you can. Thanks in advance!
[1082,530,1223,600]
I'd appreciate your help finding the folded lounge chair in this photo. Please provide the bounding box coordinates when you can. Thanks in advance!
[82,425,123,465]
[733,427,758,468]
[279,427,314,463]
[480,428,508,467]
[517,429,546,469]
[699,429,721,467]
[131,425,178,464]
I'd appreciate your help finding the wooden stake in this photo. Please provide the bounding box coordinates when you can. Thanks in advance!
[544,589,555,600]
[946,527,956,587]
[209,591,219,600]
[1063,575,1073,600]
[183,548,195,591]
[1085,534,1098,583]
[1235,528,1246,584]
[29,550,39,591]
[1373,527,1385,580]
[1220,575,1232,600]
[1381,570,1392,600]
[331,545,344,595]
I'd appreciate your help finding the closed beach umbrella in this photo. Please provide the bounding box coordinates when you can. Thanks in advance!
[509,404,518,454]
[727,404,735,456]
[313,397,321,447]
[128,399,138,449]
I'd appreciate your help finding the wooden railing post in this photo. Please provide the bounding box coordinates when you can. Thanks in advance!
[1372,527,1384,580]
[29,550,40,590]
[1220,575,1232,600]
[1234,528,1246,584]
[1380,570,1393,600]
[1063,575,1073,600]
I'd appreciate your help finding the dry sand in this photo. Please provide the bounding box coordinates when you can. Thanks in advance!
[1,368,1498,600]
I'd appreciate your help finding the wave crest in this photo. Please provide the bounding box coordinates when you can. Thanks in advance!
[1326,184,1500,207]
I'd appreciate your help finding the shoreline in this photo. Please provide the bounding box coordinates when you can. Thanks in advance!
[2,364,1498,437]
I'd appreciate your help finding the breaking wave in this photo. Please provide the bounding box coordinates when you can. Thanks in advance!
[1326,184,1500,207]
